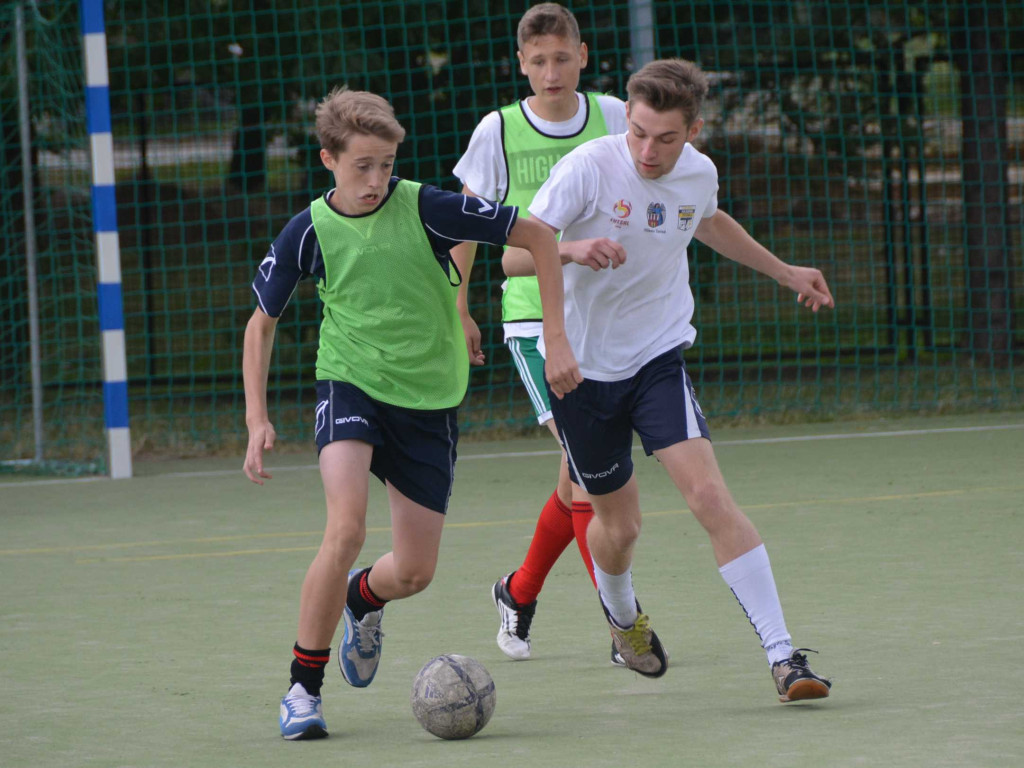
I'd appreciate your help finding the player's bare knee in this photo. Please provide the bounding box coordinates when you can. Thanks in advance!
[607,517,641,550]
[321,521,366,560]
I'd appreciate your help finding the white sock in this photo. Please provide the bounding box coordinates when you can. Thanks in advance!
[719,544,793,666]
[593,560,638,629]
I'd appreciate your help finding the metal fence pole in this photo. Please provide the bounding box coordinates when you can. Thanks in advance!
[629,0,655,70]
[16,1,44,463]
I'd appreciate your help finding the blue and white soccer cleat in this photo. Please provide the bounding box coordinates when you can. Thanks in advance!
[338,569,385,688]
[279,682,327,740]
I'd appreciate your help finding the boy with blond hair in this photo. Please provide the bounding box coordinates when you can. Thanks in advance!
[243,87,579,740]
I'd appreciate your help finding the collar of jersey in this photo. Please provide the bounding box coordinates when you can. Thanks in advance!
[323,177,400,218]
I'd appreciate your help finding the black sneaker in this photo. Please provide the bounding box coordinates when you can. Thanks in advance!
[772,648,832,702]
[491,572,536,660]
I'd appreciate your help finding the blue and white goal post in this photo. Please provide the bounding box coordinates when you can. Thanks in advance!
[82,0,132,479]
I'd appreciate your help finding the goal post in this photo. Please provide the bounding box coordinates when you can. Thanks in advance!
[81,0,132,479]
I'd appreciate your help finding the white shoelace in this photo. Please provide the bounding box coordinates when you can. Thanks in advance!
[286,690,318,716]
[356,614,384,653]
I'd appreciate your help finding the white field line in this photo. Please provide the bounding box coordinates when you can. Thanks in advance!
[1,422,1021,489]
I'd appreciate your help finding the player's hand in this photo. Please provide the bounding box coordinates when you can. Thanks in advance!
[783,265,835,313]
[544,335,583,399]
[243,419,276,485]
[459,309,485,366]
[563,238,626,271]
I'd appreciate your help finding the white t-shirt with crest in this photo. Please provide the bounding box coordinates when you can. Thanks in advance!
[531,134,720,381]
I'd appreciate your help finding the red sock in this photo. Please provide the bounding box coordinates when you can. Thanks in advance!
[509,490,574,605]
[571,501,597,589]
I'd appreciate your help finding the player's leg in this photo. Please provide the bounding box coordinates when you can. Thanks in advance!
[584,473,666,677]
[281,438,373,740]
[281,380,379,740]
[362,483,446,599]
[642,358,830,701]
[503,417,576,605]
[561,440,622,664]
[586,474,641,613]
[491,336,576,660]
[338,399,458,688]
[656,438,830,700]
[549,375,667,678]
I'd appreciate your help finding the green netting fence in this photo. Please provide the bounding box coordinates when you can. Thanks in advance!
[1,0,1022,472]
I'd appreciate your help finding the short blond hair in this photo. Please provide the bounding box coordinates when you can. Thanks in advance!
[517,3,581,49]
[626,59,709,125]
[315,87,406,156]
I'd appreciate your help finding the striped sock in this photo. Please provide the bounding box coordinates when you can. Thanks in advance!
[290,643,330,696]
[347,567,387,621]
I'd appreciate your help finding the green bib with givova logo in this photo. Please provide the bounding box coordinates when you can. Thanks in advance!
[310,182,468,410]
[500,92,609,322]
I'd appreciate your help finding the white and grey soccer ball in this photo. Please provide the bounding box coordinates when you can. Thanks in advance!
[411,654,496,740]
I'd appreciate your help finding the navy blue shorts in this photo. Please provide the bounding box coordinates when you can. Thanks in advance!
[546,347,710,496]
[314,380,459,514]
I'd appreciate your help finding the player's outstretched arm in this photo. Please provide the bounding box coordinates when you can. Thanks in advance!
[451,185,484,366]
[694,210,835,312]
[242,307,279,485]
[505,216,582,398]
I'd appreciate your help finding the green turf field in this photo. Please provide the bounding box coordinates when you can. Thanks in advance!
[2,412,1022,767]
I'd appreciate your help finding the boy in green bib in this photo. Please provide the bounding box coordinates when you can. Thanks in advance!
[451,2,627,664]
[243,87,579,740]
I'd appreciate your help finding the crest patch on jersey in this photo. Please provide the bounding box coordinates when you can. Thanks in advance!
[678,205,696,231]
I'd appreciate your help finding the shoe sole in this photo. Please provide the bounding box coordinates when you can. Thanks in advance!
[779,679,831,703]
[282,724,328,740]
[491,581,530,661]
[627,660,668,678]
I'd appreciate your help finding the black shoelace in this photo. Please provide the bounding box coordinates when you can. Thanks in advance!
[514,604,535,640]
[787,647,820,669]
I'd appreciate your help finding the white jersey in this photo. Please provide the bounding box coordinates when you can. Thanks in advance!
[453,93,627,341]
[530,134,719,381]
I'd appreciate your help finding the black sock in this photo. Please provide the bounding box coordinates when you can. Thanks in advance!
[289,643,330,696]
[346,567,388,621]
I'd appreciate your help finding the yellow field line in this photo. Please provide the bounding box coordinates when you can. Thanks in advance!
[2,484,1016,564]
[71,519,544,564]
[55,484,1022,564]
[0,517,542,557]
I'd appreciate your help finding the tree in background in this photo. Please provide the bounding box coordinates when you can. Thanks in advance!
[655,0,1019,367]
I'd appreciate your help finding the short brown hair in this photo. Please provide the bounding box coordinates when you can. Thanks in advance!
[626,59,709,125]
[315,87,406,156]
[517,3,580,49]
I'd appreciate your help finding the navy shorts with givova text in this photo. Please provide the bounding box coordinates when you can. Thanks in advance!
[546,347,710,496]
[314,380,459,514]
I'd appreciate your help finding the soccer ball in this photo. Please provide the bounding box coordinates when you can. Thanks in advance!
[411,654,496,740]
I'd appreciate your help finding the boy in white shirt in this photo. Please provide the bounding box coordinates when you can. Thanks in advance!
[451,2,628,664]
[505,58,834,701]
